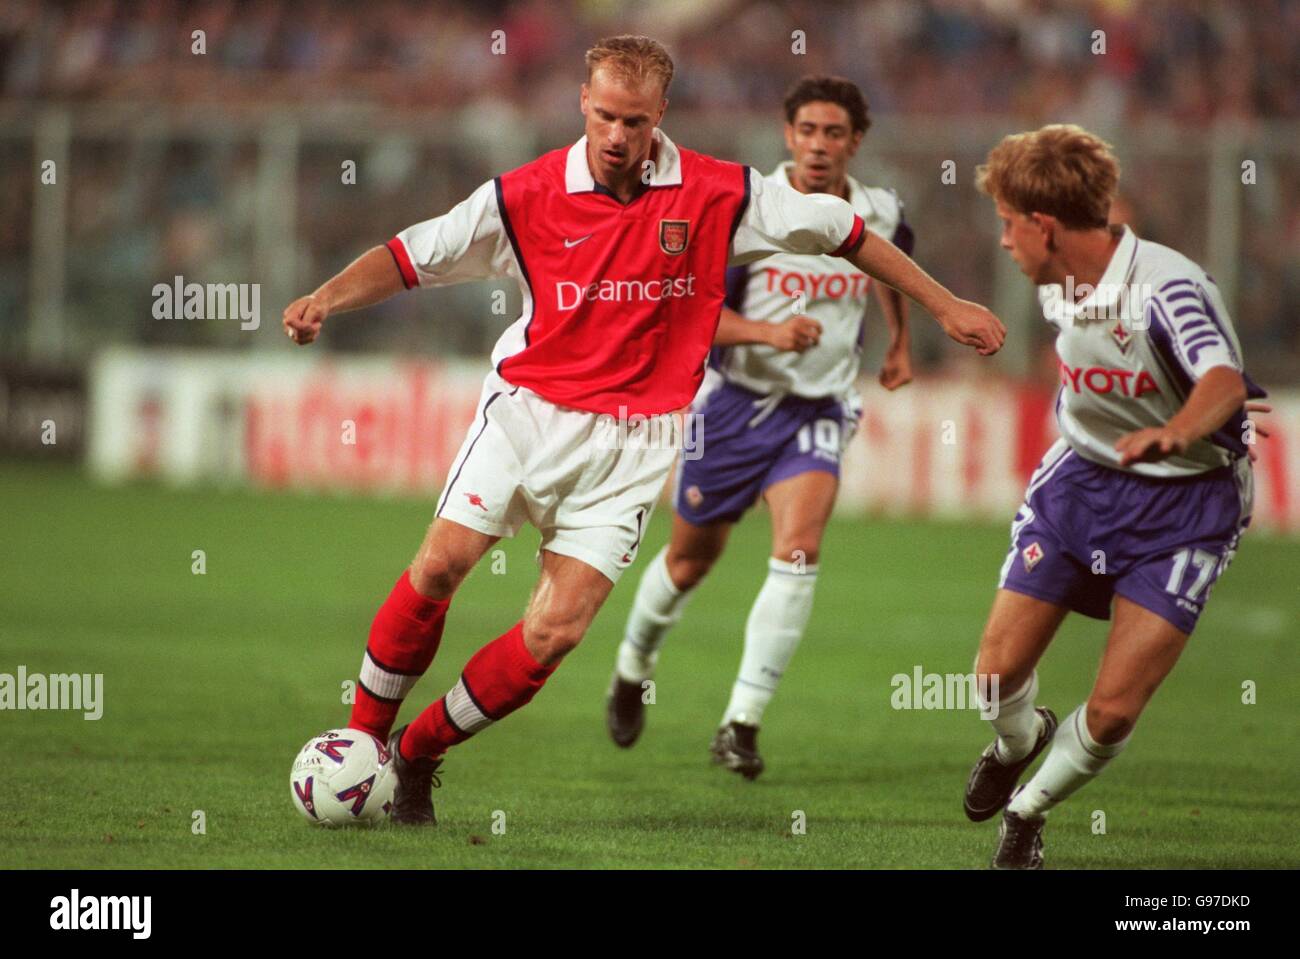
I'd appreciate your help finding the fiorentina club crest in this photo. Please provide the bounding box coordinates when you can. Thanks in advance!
[659,219,689,255]
[1110,319,1133,353]
[1022,541,1044,572]
[685,485,704,508]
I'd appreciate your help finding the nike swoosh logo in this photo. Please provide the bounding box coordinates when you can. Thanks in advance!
[564,234,593,248]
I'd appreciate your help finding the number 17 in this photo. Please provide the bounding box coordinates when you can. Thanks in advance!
[1164,547,1218,601]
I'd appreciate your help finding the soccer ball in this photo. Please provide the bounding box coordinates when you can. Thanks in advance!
[290,728,396,827]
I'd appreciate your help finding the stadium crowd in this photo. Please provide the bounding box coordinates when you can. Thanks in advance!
[3,0,1298,122]
[1,0,1296,382]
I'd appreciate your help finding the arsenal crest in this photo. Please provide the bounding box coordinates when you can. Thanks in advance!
[659,219,689,255]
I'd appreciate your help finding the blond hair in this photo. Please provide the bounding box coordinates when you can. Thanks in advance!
[975,124,1120,229]
[585,35,674,96]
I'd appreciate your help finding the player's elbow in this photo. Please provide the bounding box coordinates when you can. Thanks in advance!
[1207,366,1247,409]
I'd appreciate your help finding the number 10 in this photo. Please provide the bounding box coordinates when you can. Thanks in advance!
[797,419,841,456]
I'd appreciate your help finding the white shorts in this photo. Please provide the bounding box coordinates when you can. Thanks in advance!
[435,370,681,583]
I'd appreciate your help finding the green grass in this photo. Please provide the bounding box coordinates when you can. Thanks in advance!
[1,461,1296,869]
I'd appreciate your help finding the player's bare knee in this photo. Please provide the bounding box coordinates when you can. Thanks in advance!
[1086,698,1136,745]
[975,644,1032,696]
[664,551,712,590]
[665,535,724,590]
[522,618,585,666]
[409,555,471,600]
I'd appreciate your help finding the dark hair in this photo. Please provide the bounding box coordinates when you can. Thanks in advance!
[783,75,870,134]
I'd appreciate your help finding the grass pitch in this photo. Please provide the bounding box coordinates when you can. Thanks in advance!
[2,461,1296,869]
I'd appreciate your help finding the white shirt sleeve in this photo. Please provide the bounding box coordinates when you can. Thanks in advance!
[388,180,512,288]
[1149,278,1243,380]
[729,168,864,266]
[864,187,904,244]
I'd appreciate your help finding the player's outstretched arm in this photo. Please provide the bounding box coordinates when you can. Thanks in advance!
[713,307,822,353]
[1115,366,1249,466]
[844,231,1005,356]
[733,173,1003,355]
[282,246,406,346]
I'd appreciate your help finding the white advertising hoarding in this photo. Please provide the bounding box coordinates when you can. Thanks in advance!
[88,348,1298,532]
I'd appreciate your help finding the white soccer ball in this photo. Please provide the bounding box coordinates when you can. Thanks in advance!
[290,728,396,827]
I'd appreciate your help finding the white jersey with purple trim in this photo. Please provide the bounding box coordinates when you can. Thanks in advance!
[711,162,906,400]
[1042,225,1263,478]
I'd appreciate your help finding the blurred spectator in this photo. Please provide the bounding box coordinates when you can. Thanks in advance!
[0,0,1296,382]
[1,0,1295,120]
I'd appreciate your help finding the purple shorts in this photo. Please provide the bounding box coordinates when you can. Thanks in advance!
[674,380,860,526]
[999,440,1253,635]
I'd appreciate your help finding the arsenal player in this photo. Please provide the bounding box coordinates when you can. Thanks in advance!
[282,35,1005,825]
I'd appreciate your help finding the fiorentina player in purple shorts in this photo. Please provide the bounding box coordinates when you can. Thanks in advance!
[965,125,1269,868]
[605,77,915,777]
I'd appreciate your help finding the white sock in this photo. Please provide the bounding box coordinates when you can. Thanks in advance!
[1009,703,1129,818]
[721,557,818,727]
[615,547,693,682]
[982,670,1043,763]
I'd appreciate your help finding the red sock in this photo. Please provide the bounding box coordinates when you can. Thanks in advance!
[401,621,556,760]
[348,571,450,741]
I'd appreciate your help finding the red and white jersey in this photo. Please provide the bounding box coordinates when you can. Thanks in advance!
[713,162,908,399]
[1042,225,1265,477]
[386,128,865,416]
